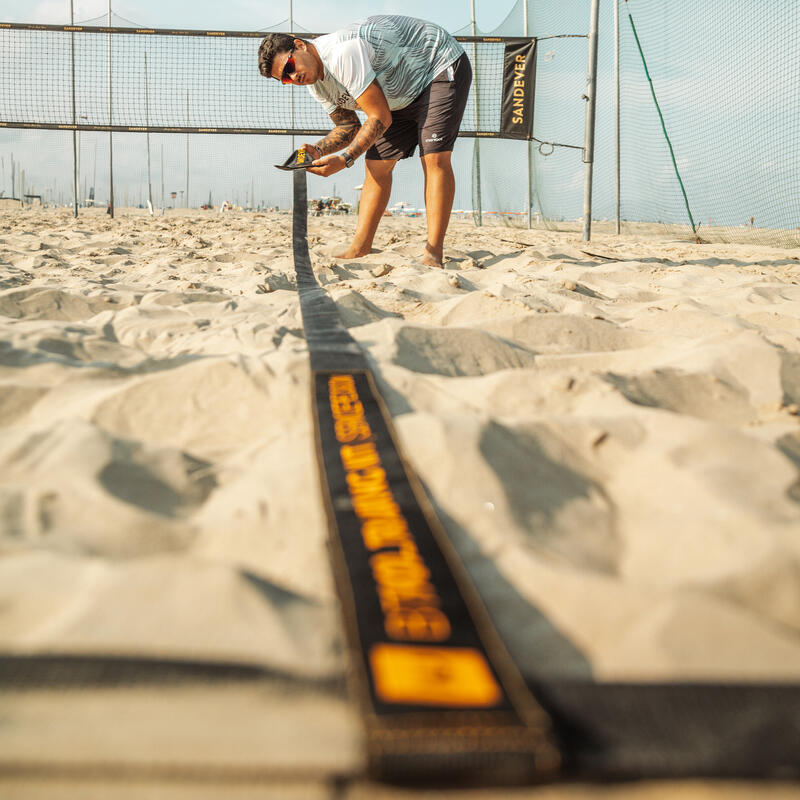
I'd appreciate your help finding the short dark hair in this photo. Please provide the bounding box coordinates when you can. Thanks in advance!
[258,33,302,78]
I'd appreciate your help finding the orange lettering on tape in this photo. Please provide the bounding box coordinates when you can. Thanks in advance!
[370,643,503,707]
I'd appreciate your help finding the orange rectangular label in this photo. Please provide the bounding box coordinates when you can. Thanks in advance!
[370,644,503,707]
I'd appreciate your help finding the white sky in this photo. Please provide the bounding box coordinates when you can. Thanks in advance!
[0,0,511,35]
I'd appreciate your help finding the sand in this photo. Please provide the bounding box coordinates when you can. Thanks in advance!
[1,204,799,797]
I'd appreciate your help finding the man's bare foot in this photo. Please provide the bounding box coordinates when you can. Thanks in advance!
[420,244,444,268]
[333,246,378,259]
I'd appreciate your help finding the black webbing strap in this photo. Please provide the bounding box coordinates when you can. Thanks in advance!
[291,171,800,784]
[292,171,560,784]
[535,681,800,779]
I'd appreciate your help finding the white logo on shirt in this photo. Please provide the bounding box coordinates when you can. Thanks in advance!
[424,132,444,143]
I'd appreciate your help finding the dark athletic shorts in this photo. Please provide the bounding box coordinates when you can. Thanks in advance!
[366,52,472,161]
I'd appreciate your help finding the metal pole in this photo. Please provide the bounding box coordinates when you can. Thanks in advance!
[289,1,294,150]
[185,93,190,208]
[581,0,600,241]
[290,0,295,203]
[70,0,78,217]
[160,142,165,214]
[614,0,620,234]
[524,0,533,228]
[471,0,482,227]
[108,0,114,217]
[144,53,154,214]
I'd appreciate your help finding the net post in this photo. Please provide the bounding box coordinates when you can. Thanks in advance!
[471,0,483,227]
[290,2,295,212]
[108,0,114,218]
[185,93,190,208]
[160,142,165,215]
[289,0,295,162]
[525,0,533,229]
[70,1,78,218]
[581,0,600,241]
[614,0,620,235]
[144,52,154,215]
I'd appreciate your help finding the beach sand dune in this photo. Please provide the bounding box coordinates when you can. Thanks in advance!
[1,206,799,797]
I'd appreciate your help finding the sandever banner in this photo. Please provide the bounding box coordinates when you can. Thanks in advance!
[501,38,537,139]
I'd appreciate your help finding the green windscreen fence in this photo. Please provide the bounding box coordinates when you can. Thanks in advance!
[472,0,800,246]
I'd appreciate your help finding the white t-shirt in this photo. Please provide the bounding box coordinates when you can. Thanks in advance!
[308,15,464,114]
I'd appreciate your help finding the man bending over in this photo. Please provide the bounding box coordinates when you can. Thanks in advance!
[258,15,472,268]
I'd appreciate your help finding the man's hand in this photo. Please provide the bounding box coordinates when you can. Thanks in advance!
[307,153,346,177]
[301,144,321,162]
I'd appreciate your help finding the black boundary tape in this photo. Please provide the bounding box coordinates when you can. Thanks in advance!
[538,680,800,780]
[291,170,560,784]
[290,169,800,784]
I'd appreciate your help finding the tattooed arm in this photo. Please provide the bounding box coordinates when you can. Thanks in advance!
[343,115,387,160]
[307,107,361,158]
[307,81,392,178]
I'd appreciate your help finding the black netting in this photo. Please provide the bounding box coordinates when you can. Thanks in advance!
[0,26,518,137]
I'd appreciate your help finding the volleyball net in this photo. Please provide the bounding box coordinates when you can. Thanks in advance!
[0,23,534,139]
